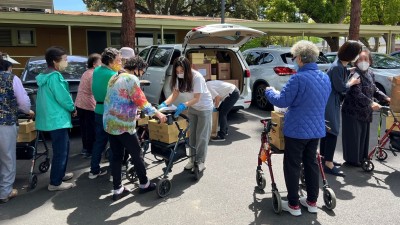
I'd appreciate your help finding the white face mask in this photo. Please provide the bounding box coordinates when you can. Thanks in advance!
[177,73,184,79]
[357,61,370,71]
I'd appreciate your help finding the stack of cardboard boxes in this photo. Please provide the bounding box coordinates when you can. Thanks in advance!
[189,52,238,89]
[148,118,188,144]
[388,76,400,130]
[17,119,36,143]
[269,111,285,150]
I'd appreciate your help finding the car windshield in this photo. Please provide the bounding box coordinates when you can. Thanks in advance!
[372,54,400,69]
[24,56,87,82]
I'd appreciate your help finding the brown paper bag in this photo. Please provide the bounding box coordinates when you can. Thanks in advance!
[390,76,400,112]
[211,111,219,137]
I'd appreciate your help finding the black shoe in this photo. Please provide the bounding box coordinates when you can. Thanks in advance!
[112,187,131,201]
[139,183,156,194]
[211,134,225,142]
[324,165,345,177]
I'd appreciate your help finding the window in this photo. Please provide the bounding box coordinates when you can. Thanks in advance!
[244,51,261,66]
[149,48,173,67]
[0,28,36,46]
[260,53,274,64]
[110,31,121,48]
[157,33,176,44]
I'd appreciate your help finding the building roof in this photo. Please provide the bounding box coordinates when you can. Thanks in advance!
[0,10,399,36]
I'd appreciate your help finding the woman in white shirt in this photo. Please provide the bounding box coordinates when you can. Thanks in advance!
[159,56,213,172]
[206,80,239,141]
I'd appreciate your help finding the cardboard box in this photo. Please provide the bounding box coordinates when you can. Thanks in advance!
[211,111,219,137]
[18,119,36,134]
[271,111,284,126]
[391,76,400,112]
[386,112,400,131]
[148,118,188,144]
[222,79,239,89]
[137,116,149,126]
[211,75,217,80]
[270,125,284,139]
[270,131,285,150]
[189,53,205,64]
[17,130,37,143]
[216,63,231,80]
[193,64,211,80]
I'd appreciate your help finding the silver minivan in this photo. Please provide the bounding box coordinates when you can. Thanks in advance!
[138,24,265,111]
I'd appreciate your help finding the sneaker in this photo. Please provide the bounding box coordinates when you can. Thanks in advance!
[112,186,131,201]
[62,172,74,181]
[88,168,108,179]
[139,182,156,194]
[80,149,88,155]
[48,182,74,191]
[0,189,18,203]
[109,175,113,182]
[210,135,225,142]
[281,200,302,216]
[198,163,206,172]
[299,197,318,213]
[184,161,194,170]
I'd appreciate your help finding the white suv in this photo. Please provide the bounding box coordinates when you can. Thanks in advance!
[138,24,264,111]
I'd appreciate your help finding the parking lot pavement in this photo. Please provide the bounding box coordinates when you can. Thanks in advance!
[1,106,400,225]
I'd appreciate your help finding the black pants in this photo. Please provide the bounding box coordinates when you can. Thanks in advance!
[218,89,240,137]
[109,133,147,190]
[284,136,319,206]
[342,113,370,164]
[319,132,338,162]
[77,107,95,154]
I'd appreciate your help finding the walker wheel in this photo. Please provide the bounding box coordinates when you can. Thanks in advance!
[272,189,282,213]
[256,170,266,190]
[157,178,172,198]
[361,160,374,172]
[375,150,388,161]
[323,187,336,210]
[126,165,138,183]
[39,160,50,173]
[29,174,38,190]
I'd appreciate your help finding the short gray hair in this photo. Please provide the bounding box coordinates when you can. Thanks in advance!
[291,40,319,63]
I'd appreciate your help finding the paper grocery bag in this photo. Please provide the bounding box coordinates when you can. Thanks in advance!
[391,76,400,112]
[211,111,219,137]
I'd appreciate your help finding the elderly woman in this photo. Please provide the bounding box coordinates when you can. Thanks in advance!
[0,59,33,203]
[35,46,76,191]
[342,50,390,166]
[103,56,167,200]
[265,40,331,216]
[321,41,361,176]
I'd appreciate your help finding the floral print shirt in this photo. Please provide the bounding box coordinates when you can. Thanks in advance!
[103,73,156,135]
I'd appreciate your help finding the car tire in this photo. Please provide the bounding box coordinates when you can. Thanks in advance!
[253,83,273,111]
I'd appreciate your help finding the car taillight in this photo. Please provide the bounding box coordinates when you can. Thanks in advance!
[244,69,251,78]
[273,67,296,76]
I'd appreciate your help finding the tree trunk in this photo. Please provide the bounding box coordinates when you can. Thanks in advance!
[359,37,380,52]
[323,37,340,52]
[348,0,361,40]
[121,0,136,49]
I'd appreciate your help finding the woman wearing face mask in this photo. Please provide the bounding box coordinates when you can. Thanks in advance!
[89,47,121,182]
[35,46,76,191]
[321,41,362,176]
[75,53,101,158]
[159,56,213,172]
[341,50,390,166]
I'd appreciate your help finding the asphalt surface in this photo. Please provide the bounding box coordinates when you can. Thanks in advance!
[1,105,400,225]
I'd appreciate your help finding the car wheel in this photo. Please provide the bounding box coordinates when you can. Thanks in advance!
[253,83,273,111]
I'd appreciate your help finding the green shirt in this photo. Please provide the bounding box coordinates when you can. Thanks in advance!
[92,65,117,114]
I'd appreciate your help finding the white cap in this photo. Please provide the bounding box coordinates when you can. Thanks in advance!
[120,47,135,59]
[2,54,20,64]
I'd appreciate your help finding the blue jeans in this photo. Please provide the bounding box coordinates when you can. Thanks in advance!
[49,128,70,186]
[90,113,112,174]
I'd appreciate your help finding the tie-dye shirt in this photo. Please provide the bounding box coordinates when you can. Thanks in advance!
[103,73,156,135]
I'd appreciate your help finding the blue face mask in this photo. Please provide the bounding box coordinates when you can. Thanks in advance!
[293,60,299,71]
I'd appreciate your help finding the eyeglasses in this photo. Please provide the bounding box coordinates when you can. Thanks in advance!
[292,56,297,61]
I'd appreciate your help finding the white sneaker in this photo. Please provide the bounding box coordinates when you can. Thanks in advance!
[88,168,107,179]
[62,172,73,181]
[198,163,206,172]
[48,182,74,191]
[184,161,194,170]
[281,200,302,216]
[109,176,113,182]
[299,196,318,213]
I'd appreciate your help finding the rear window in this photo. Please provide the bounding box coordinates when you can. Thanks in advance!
[23,56,87,82]
[149,48,173,67]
